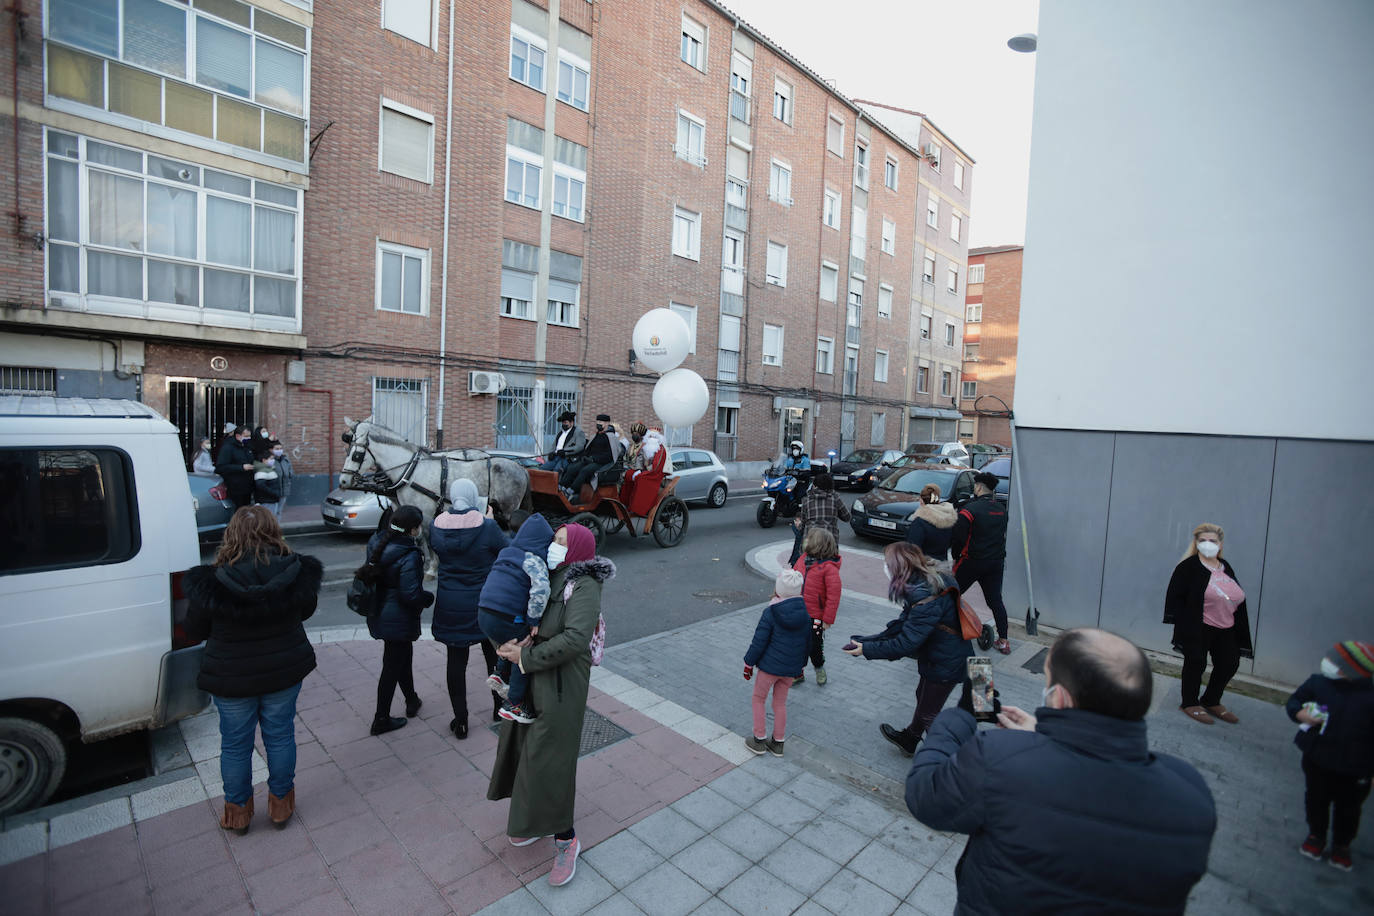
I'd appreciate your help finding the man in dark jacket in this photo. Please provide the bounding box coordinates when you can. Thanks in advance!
[545,411,586,473]
[559,413,616,498]
[907,628,1217,915]
[951,472,1011,653]
[214,425,257,508]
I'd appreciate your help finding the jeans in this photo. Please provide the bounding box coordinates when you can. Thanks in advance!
[268,500,284,520]
[447,641,500,720]
[213,682,302,805]
[788,523,805,567]
[1304,756,1371,847]
[545,456,568,474]
[955,559,1009,639]
[906,677,959,740]
[478,609,529,705]
[1180,624,1240,708]
[751,671,791,740]
[376,640,418,720]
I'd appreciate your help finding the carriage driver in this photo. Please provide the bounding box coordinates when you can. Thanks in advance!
[545,411,586,473]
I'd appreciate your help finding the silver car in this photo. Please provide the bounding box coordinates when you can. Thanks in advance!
[321,488,396,532]
[188,473,235,539]
[668,448,729,508]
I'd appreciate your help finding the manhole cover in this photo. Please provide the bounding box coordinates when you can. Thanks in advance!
[1022,647,1049,674]
[489,708,631,757]
[692,589,750,602]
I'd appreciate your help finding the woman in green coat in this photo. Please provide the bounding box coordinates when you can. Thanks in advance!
[488,522,611,887]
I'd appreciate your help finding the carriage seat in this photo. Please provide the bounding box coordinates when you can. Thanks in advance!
[593,460,624,489]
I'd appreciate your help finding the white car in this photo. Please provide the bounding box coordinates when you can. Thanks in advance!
[903,441,972,467]
[668,448,730,508]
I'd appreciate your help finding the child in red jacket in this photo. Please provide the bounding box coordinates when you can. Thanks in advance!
[793,528,843,686]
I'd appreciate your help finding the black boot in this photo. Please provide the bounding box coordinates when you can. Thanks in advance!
[880,723,919,756]
[491,691,503,722]
[371,715,407,736]
[449,717,468,739]
[405,695,423,717]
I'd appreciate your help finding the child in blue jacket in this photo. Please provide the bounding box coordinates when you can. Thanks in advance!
[743,569,810,757]
[478,512,555,724]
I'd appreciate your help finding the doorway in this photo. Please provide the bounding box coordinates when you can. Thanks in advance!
[167,378,260,465]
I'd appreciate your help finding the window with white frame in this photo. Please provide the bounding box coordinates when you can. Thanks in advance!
[964,342,979,360]
[871,411,886,446]
[762,323,784,366]
[820,262,838,302]
[722,230,744,273]
[881,218,895,255]
[923,249,936,284]
[947,265,959,293]
[851,205,866,259]
[726,176,748,209]
[877,283,892,318]
[717,405,738,435]
[547,278,579,327]
[769,160,792,205]
[730,52,751,121]
[966,303,982,322]
[681,15,706,70]
[672,206,700,260]
[854,142,869,189]
[950,213,961,242]
[826,115,844,155]
[884,156,898,190]
[917,365,929,392]
[961,380,977,399]
[384,0,433,46]
[874,349,888,382]
[941,369,954,397]
[373,377,428,446]
[500,268,535,320]
[676,111,706,166]
[816,336,833,374]
[376,241,428,315]
[919,313,932,339]
[773,78,792,124]
[848,277,863,310]
[509,25,547,91]
[958,418,975,438]
[669,301,697,353]
[954,160,965,190]
[823,187,841,229]
[380,99,434,183]
[944,322,956,346]
[557,50,590,110]
[505,148,541,208]
[926,194,938,228]
[967,263,985,284]
[766,241,788,286]
[552,167,584,221]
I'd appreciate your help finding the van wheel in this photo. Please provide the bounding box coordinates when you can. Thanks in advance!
[0,718,67,816]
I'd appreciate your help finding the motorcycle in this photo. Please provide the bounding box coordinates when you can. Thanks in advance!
[756,465,814,528]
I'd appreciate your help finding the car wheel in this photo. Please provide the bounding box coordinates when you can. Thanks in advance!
[0,717,67,817]
[707,482,727,508]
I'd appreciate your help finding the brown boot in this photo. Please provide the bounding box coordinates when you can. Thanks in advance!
[268,788,295,828]
[220,798,254,835]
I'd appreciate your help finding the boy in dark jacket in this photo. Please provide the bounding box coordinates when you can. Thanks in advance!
[743,570,810,757]
[478,512,555,724]
[1287,640,1374,871]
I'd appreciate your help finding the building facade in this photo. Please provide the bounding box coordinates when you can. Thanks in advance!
[958,244,1021,447]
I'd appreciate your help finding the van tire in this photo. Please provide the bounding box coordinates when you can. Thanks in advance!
[0,718,67,816]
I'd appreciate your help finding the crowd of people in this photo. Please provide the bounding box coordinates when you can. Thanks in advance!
[192,424,294,519]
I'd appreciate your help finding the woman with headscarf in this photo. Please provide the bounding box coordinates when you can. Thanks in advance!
[488,523,614,887]
[619,425,670,517]
[429,479,508,737]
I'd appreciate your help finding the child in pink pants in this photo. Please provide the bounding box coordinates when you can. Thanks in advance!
[743,570,812,757]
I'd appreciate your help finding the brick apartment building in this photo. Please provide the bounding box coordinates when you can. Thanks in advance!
[1,0,973,493]
[959,244,1022,447]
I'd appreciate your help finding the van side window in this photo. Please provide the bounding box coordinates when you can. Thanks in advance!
[0,448,140,574]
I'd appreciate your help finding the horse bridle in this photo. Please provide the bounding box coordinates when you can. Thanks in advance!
[341,429,498,517]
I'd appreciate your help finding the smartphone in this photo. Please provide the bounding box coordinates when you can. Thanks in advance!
[842,641,859,652]
[967,657,996,722]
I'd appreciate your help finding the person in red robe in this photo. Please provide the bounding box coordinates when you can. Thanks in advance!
[620,425,670,516]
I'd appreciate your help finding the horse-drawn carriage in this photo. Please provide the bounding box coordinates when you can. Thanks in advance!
[527,464,688,549]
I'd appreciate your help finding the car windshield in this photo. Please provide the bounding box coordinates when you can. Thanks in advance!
[878,468,955,495]
[984,457,1010,476]
[843,450,882,463]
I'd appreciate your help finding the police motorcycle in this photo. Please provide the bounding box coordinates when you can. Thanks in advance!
[756,441,823,528]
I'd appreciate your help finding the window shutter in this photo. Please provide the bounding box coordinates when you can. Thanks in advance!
[382,107,431,181]
[384,0,432,45]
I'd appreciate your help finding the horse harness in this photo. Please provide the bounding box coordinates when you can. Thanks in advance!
[345,433,496,517]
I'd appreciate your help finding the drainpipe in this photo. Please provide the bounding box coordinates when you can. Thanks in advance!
[9,2,26,243]
[300,388,335,486]
[435,0,456,448]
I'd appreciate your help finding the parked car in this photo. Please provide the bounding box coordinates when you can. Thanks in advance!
[488,449,544,469]
[904,441,971,467]
[668,448,730,508]
[187,473,235,539]
[827,448,905,491]
[980,455,1012,501]
[968,443,1010,469]
[850,465,980,541]
[322,488,396,532]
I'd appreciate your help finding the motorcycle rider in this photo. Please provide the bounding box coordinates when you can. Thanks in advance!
[782,440,812,473]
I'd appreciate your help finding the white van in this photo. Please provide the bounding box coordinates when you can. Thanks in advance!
[0,396,208,815]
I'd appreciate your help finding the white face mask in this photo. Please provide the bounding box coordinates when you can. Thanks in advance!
[271,449,284,458]
[1320,657,1343,680]
[1196,541,1221,559]
[546,542,567,568]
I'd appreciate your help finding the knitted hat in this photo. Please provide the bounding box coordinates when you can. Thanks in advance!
[774,569,804,599]
[1325,641,1374,679]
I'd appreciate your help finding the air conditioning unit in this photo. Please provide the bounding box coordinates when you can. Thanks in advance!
[923,142,938,157]
[468,371,507,395]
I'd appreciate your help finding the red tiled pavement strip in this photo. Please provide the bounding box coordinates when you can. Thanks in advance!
[0,641,733,915]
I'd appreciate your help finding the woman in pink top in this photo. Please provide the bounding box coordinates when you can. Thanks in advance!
[1164,523,1254,725]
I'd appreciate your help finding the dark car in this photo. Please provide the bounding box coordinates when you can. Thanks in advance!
[981,455,1012,501]
[968,443,1009,469]
[828,448,905,491]
[849,465,980,541]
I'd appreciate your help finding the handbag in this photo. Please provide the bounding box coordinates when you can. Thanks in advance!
[346,538,390,617]
[934,587,982,642]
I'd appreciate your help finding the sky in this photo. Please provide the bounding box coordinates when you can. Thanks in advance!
[719,0,1040,248]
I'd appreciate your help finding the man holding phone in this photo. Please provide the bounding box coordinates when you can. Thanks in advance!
[905,628,1217,914]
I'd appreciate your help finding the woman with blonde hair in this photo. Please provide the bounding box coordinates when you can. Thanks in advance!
[905,483,958,565]
[184,507,322,833]
[1164,522,1253,725]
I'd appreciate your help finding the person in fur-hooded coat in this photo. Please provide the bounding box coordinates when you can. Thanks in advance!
[906,484,958,563]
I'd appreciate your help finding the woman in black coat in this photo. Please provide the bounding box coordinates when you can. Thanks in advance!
[366,505,434,736]
[183,506,321,834]
[845,541,971,756]
[1164,522,1253,725]
[429,479,508,737]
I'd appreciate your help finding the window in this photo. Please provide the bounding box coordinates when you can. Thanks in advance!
[384,0,433,46]
[716,405,738,436]
[950,213,961,242]
[373,377,428,447]
[505,148,541,208]
[920,313,932,339]
[376,241,428,315]
[947,265,959,293]
[854,143,869,189]
[816,337,833,374]
[557,52,590,110]
[0,447,139,574]
[766,241,788,287]
[877,284,892,318]
[962,380,977,399]
[940,369,953,396]
[881,218,895,255]
[967,263,985,284]
[823,187,841,229]
[676,111,706,166]
[768,160,792,206]
[552,169,585,221]
[672,207,700,260]
[851,205,866,259]
[500,268,534,320]
[944,322,956,346]
[966,303,982,322]
[722,230,744,275]
[762,323,783,366]
[844,346,859,396]
[827,115,844,155]
[669,302,697,354]
[884,156,898,190]
[926,195,938,228]
[380,99,434,183]
[926,143,942,171]
[726,177,748,209]
[820,262,839,302]
[547,279,579,327]
[923,250,936,284]
[964,343,980,361]
[730,52,751,123]
[773,78,792,124]
[848,278,863,311]
[958,419,975,439]
[954,160,965,190]
[871,412,886,447]
[510,25,547,91]
[874,349,889,382]
[681,15,706,71]
[0,367,56,395]
[917,366,929,392]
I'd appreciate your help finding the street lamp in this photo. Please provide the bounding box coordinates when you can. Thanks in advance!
[1007,33,1037,53]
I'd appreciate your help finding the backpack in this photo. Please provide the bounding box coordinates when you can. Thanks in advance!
[563,578,608,665]
[346,537,391,617]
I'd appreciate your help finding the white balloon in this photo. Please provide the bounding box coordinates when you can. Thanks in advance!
[632,308,691,373]
[652,369,710,429]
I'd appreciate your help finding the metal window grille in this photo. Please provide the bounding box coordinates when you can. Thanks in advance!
[166,378,259,461]
[542,387,579,451]
[373,377,428,446]
[0,367,56,395]
[496,385,536,451]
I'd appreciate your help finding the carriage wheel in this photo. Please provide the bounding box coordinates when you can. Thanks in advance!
[600,513,625,535]
[651,496,689,548]
[569,512,604,551]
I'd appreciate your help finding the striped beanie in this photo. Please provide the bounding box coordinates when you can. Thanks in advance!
[1325,641,1374,679]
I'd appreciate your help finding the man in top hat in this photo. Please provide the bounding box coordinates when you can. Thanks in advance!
[545,410,586,473]
[559,413,617,500]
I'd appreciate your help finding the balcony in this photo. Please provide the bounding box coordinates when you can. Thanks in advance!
[725,204,748,232]
[843,370,858,397]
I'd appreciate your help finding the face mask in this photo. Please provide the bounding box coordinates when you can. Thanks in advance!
[271,449,284,458]
[632,434,642,443]
[1041,683,1060,708]
[546,542,568,568]
[1197,541,1221,559]
[792,450,801,458]
[1320,657,1343,680]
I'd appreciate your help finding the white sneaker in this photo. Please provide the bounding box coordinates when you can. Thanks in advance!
[486,673,510,699]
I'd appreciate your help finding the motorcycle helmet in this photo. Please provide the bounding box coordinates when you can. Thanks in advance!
[789,440,804,455]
